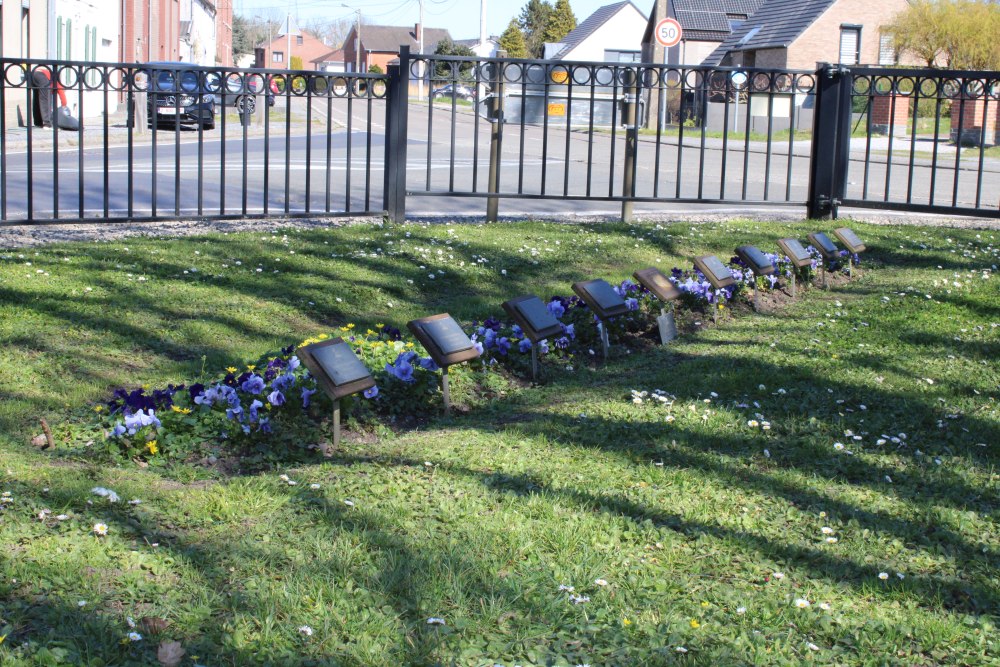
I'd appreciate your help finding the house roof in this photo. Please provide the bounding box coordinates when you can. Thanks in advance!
[641,0,765,46]
[356,25,451,53]
[554,1,647,58]
[312,48,345,64]
[702,0,837,65]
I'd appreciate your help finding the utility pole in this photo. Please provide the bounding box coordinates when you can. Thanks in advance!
[286,13,291,69]
[480,0,486,49]
[342,4,361,72]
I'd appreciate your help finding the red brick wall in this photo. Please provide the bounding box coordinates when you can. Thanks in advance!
[787,0,912,69]
[950,96,998,146]
[871,93,910,133]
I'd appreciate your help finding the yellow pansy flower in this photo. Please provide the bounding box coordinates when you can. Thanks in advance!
[146,441,159,455]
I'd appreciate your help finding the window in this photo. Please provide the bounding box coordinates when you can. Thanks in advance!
[296,35,303,45]
[272,51,283,63]
[604,49,641,63]
[878,33,896,65]
[839,25,861,65]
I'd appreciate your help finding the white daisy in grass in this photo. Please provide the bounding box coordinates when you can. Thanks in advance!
[794,598,811,609]
[772,572,784,580]
[821,527,834,535]
[426,617,446,625]
[309,483,321,490]
[93,523,109,536]
[807,642,820,651]
[878,572,889,580]
[747,420,759,428]
[343,499,355,507]
[736,606,747,614]
[833,443,845,451]
[127,632,142,642]
[826,537,838,544]
[594,579,609,587]
[298,625,313,637]
[897,573,906,580]
[819,602,831,611]
[675,646,688,653]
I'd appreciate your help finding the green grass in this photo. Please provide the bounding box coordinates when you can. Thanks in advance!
[1,219,998,665]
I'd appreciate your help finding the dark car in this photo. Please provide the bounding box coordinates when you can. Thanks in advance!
[431,83,475,102]
[144,63,216,130]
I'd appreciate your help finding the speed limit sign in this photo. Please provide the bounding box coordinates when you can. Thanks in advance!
[654,17,683,48]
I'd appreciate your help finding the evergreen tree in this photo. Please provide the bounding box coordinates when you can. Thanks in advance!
[498,19,529,58]
[541,0,577,46]
[518,0,553,58]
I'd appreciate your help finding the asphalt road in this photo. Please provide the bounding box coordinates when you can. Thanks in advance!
[1,99,995,223]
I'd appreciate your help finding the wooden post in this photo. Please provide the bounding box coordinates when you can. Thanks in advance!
[441,366,451,414]
[332,399,341,448]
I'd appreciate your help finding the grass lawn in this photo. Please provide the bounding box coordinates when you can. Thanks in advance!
[0,219,998,666]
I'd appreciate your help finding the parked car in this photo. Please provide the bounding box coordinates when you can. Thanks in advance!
[219,70,279,114]
[431,83,475,102]
[144,63,216,130]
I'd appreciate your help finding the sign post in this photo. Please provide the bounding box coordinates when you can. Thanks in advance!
[654,18,683,128]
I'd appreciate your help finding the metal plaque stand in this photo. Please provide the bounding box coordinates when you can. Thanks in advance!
[531,345,539,381]
[598,321,610,360]
[791,270,797,298]
[657,307,677,345]
[821,264,828,289]
[753,282,760,312]
[847,260,853,278]
[441,367,451,415]
[332,399,341,448]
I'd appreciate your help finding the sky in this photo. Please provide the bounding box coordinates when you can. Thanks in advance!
[235,0,646,42]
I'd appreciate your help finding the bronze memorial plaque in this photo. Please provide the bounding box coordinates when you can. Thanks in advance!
[808,232,840,260]
[633,267,681,303]
[693,255,736,289]
[407,314,482,368]
[833,227,866,254]
[502,295,564,342]
[736,245,776,276]
[297,337,376,400]
[777,238,813,268]
[571,279,629,319]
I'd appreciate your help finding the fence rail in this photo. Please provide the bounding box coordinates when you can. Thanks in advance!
[0,54,997,226]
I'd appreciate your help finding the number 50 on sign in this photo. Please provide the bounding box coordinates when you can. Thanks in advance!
[655,18,683,48]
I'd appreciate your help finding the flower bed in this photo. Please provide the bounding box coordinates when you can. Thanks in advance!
[90,250,854,463]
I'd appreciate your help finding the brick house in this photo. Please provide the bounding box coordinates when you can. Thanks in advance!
[255,27,331,71]
[702,0,912,70]
[342,24,450,73]
[544,1,648,62]
[642,0,765,67]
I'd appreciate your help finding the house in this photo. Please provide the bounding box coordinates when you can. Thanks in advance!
[215,0,233,65]
[121,0,181,64]
[456,36,498,58]
[701,0,913,69]
[312,48,346,73]
[255,17,331,70]
[180,0,217,66]
[543,1,648,62]
[641,0,765,67]
[342,23,451,73]
[52,0,121,118]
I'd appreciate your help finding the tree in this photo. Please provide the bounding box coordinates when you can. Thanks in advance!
[290,55,303,71]
[368,63,384,74]
[433,37,477,80]
[498,19,529,58]
[541,0,576,45]
[518,0,553,58]
[883,0,1000,69]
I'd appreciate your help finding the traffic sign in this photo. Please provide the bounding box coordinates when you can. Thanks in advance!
[654,18,683,48]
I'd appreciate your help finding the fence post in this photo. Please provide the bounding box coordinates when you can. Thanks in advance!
[486,50,507,222]
[621,67,639,222]
[807,63,852,220]
[384,45,410,223]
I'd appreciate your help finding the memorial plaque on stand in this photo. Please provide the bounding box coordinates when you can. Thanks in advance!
[833,227,866,254]
[297,337,375,400]
[502,295,564,342]
[735,245,776,276]
[633,267,681,303]
[777,238,813,269]
[693,255,736,290]
[808,232,840,260]
[634,267,680,345]
[407,314,481,368]
[297,337,377,448]
[571,279,629,319]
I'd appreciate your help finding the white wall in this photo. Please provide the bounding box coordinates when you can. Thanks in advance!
[559,5,648,62]
[181,0,218,66]
[53,0,120,118]
[668,39,720,67]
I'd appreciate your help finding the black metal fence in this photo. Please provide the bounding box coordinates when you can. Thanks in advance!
[1,52,997,226]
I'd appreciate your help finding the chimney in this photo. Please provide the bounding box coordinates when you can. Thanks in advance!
[415,23,422,44]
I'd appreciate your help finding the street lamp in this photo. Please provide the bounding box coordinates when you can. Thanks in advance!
[342,4,362,73]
